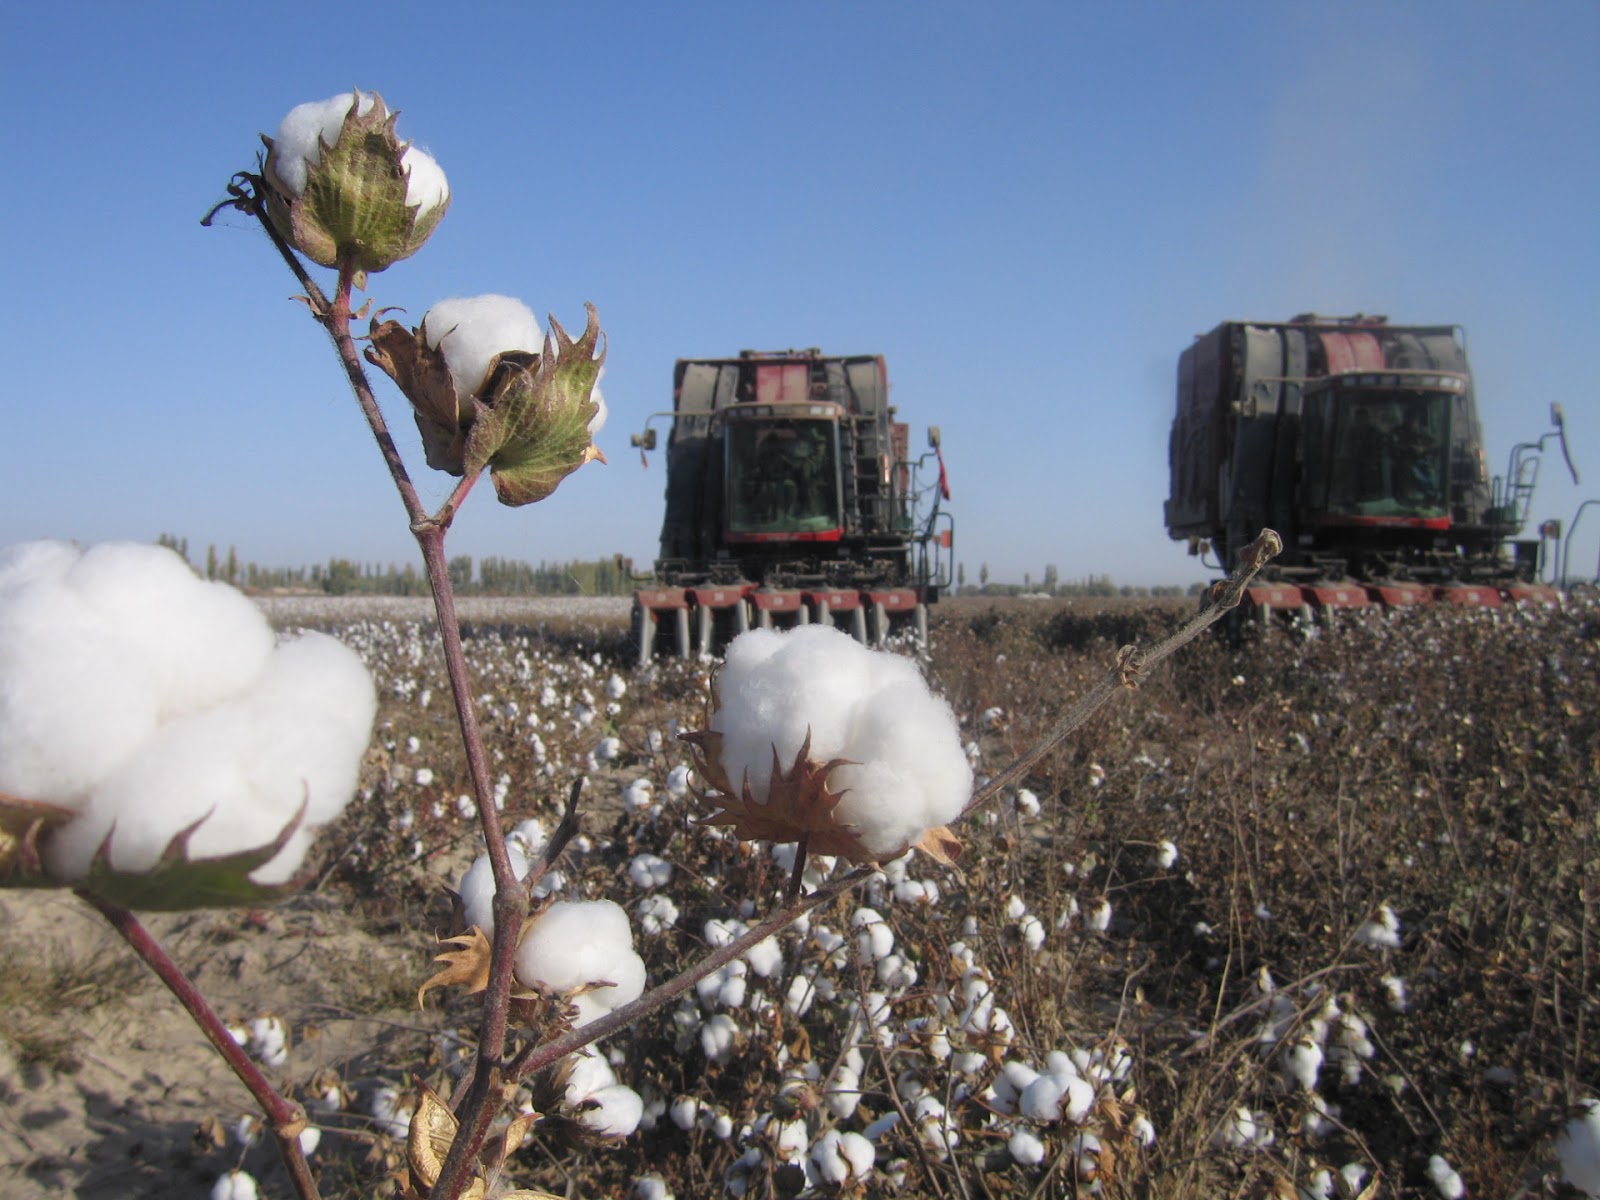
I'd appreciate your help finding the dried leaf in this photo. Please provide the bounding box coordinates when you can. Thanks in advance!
[913,825,962,865]
[417,926,493,1007]
[366,313,473,475]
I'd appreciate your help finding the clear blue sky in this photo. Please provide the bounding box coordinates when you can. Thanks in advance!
[4,2,1596,587]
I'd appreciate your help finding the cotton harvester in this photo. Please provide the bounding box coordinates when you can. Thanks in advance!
[629,349,953,663]
[1165,314,1577,617]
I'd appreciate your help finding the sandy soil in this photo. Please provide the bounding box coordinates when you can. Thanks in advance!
[0,887,435,1199]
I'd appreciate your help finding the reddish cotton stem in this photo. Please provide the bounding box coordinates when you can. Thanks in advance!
[81,892,322,1200]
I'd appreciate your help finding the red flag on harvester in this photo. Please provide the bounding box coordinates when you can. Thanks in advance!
[935,445,951,500]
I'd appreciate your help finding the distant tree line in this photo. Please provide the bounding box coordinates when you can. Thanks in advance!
[156,534,636,597]
[953,559,1202,599]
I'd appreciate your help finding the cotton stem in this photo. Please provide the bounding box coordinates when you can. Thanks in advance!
[81,892,322,1200]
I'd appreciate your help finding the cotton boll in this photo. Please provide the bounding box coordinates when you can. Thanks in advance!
[637,893,679,935]
[628,853,673,889]
[633,1176,674,1200]
[1009,1129,1047,1166]
[66,542,275,719]
[423,295,543,403]
[1020,1074,1067,1122]
[1155,840,1179,870]
[700,1013,738,1061]
[811,1129,874,1183]
[211,1170,260,1200]
[744,936,784,979]
[1556,1099,1600,1196]
[1426,1154,1465,1199]
[515,900,645,1021]
[1283,1037,1323,1092]
[44,708,258,878]
[578,1083,644,1137]
[709,626,971,860]
[1355,904,1402,950]
[1017,914,1046,953]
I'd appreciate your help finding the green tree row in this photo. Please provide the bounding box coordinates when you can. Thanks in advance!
[954,559,1199,599]
[156,535,636,597]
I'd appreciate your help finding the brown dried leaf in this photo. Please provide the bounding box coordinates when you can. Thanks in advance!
[417,926,493,1007]
[913,825,962,865]
[366,313,474,475]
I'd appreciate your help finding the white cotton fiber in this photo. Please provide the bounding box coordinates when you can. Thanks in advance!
[0,539,78,591]
[45,708,259,877]
[457,846,532,933]
[269,92,379,196]
[514,900,646,1023]
[423,295,544,403]
[399,146,449,213]
[710,625,971,859]
[0,578,159,804]
[65,541,275,719]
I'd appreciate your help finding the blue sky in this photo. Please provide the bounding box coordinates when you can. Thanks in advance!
[3,2,1596,587]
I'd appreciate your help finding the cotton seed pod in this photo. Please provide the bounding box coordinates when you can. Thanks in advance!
[366,304,606,504]
[261,91,449,282]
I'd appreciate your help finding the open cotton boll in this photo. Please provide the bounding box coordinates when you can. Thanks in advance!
[706,625,971,860]
[423,295,543,402]
[211,1170,260,1200]
[1426,1154,1465,1199]
[1557,1099,1600,1196]
[514,900,646,1022]
[65,542,274,719]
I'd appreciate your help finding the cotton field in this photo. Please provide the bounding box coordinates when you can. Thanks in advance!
[4,592,1597,1199]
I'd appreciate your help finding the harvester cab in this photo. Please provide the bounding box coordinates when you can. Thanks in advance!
[631,349,953,663]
